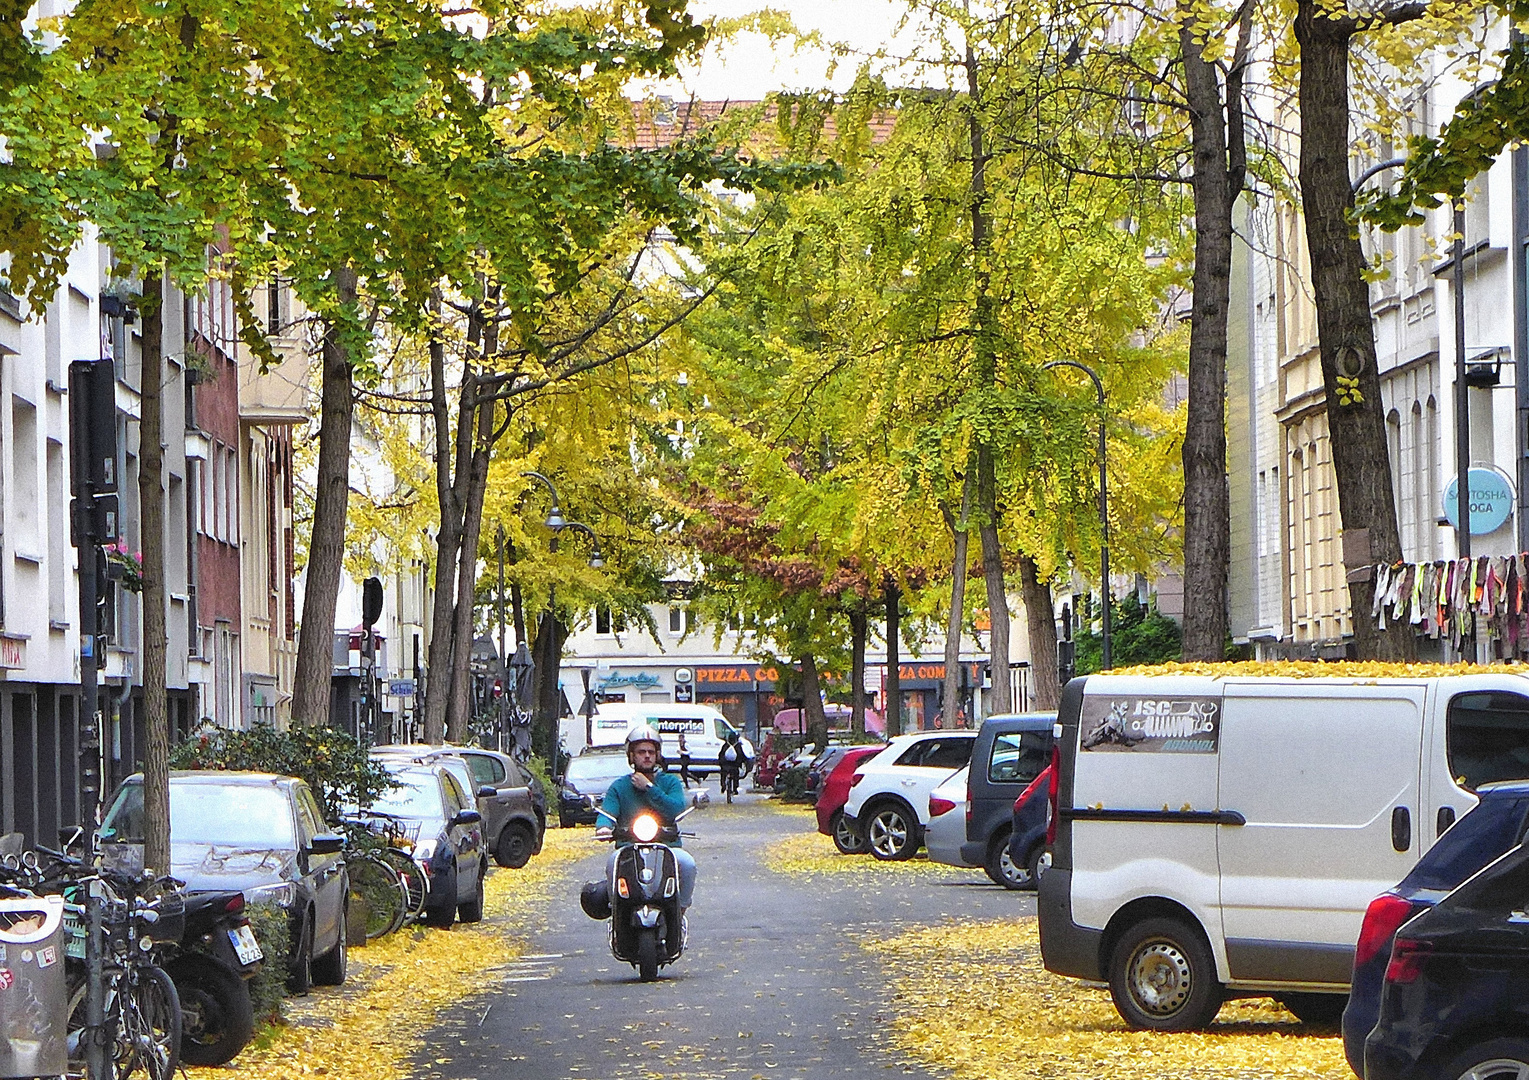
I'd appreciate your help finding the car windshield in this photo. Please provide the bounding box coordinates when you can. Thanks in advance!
[1400,795,1529,892]
[365,775,444,821]
[102,781,296,848]
[566,755,629,782]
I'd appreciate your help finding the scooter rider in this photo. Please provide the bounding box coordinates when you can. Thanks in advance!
[595,724,697,912]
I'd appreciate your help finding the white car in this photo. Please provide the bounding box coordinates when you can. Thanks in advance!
[923,765,976,868]
[842,731,978,860]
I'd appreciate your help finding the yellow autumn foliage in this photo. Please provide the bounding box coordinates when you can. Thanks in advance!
[183,830,589,1080]
[1111,660,1527,679]
[765,831,957,879]
[868,918,1350,1079]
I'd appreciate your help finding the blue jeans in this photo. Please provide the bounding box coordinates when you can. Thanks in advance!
[607,846,697,910]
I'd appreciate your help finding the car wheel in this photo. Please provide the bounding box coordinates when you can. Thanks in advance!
[984,828,1028,890]
[559,813,576,830]
[495,822,535,869]
[865,802,919,861]
[831,811,866,855]
[312,903,348,986]
[458,864,486,924]
[424,867,457,928]
[286,915,314,996]
[1025,844,1051,891]
[1441,1038,1529,1080]
[1108,917,1223,1031]
[1275,992,1347,1026]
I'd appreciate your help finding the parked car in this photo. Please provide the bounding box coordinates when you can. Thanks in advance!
[370,744,543,870]
[99,771,350,994]
[1008,761,1055,891]
[1363,840,1529,1080]
[924,766,974,868]
[1342,781,1529,1072]
[1040,672,1529,1031]
[558,749,633,827]
[842,731,978,860]
[814,746,884,854]
[363,763,487,927]
[958,713,1054,888]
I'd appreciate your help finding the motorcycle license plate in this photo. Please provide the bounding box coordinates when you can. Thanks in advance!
[229,925,264,965]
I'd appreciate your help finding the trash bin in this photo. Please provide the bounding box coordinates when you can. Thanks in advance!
[0,895,67,1079]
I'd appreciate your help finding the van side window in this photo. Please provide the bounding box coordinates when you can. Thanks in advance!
[1447,691,1529,790]
[990,732,1049,784]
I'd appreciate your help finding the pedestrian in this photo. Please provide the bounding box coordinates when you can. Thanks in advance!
[677,732,694,789]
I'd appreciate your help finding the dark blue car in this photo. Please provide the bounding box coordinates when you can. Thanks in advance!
[1342,781,1529,1076]
[1007,759,1054,889]
[1363,840,1529,1080]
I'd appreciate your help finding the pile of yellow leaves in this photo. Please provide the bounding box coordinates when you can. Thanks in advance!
[765,831,960,879]
[1112,659,1524,679]
[184,830,590,1080]
[867,918,1351,1080]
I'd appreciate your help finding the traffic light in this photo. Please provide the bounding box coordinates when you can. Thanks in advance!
[69,359,118,497]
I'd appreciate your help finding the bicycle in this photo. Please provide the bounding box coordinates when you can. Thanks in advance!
[339,811,426,938]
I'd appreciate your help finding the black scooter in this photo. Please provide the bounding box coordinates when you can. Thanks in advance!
[164,889,262,1066]
[582,808,693,982]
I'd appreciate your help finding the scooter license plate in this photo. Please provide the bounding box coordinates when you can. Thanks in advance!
[229,925,264,965]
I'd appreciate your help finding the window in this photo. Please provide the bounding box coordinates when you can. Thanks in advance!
[988,731,1049,784]
[669,605,685,634]
[440,771,468,813]
[1447,692,1529,790]
[11,397,37,552]
[464,753,504,787]
[294,785,322,843]
[1402,796,1529,891]
[596,607,611,635]
[898,736,974,770]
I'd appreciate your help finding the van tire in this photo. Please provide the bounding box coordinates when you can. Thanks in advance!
[1108,917,1222,1031]
[1024,844,1050,891]
[864,802,920,861]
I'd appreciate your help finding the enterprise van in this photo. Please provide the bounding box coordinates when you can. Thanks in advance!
[585,702,750,777]
[1038,670,1529,1031]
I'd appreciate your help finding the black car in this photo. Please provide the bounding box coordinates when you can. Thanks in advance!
[1364,841,1529,1080]
[364,764,487,928]
[958,713,1053,889]
[372,745,544,870]
[558,750,631,827]
[99,771,350,993]
[1344,781,1529,1075]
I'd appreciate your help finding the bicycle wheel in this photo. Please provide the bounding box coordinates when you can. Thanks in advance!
[348,854,408,940]
[382,848,428,919]
[124,965,180,1080]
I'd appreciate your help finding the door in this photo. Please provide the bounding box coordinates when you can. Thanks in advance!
[1217,682,1425,985]
[1426,683,1529,845]
[294,784,343,953]
[440,771,479,902]
[461,751,512,844]
[889,735,975,822]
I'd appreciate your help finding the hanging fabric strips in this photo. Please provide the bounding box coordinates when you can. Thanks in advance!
[1370,554,1529,658]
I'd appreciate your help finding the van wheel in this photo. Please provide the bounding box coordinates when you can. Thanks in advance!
[1025,844,1051,890]
[984,828,1028,890]
[1108,917,1223,1031]
[1276,992,1347,1026]
[865,803,919,861]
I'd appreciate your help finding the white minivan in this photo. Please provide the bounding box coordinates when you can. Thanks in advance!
[585,702,750,777]
[1038,670,1529,1030]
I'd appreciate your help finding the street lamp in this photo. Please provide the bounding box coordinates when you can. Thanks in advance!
[1044,360,1111,671]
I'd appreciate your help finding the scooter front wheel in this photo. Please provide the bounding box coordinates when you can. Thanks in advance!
[636,927,660,982]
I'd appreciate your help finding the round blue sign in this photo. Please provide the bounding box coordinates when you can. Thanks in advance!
[1443,467,1515,535]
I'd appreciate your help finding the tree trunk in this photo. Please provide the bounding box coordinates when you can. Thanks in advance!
[848,606,867,739]
[445,409,493,743]
[530,609,567,761]
[1021,556,1060,710]
[799,652,828,749]
[139,275,170,874]
[1178,6,1245,661]
[977,446,1011,715]
[291,268,358,726]
[422,348,475,742]
[942,478,974,730]
[884,581,901,737]
[1295,1,1414,660]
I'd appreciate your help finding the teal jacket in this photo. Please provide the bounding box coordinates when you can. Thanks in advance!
[599,770,687,848]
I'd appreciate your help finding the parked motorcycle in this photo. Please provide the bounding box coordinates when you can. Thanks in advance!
[581,808,693,982]
[163,889,262,1066]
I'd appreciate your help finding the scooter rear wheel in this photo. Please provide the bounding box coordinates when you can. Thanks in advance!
[636,928,660,982]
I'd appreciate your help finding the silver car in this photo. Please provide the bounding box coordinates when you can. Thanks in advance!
[923,766,978,869]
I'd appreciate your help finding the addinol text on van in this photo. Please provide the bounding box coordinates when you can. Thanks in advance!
[1037,671,1529,1031]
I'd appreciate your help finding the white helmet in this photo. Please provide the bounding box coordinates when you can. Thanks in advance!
[625,723,663,757]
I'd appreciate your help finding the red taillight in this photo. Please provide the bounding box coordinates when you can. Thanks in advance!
[1355,894,1418,970]
[222,894,245,915]
[930,796,957,818]
[1045,748,1061,846]
[1384,938,1432,984]
[849,774,864,788]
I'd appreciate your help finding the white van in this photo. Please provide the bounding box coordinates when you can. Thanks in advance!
[1038,670,1529,1030]
[586,702,750,777]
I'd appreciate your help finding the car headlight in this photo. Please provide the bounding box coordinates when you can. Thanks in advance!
[245,882,297,909]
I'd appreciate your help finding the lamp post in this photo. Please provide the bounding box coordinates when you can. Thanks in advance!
[1044,360,1111,671]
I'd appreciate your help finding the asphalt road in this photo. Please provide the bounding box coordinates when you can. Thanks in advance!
[414,793,1035,1080]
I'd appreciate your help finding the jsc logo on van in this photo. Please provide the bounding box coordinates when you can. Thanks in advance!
[1081,695,1220,754]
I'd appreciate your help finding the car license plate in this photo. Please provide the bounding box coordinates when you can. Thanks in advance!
[229,925,264,966]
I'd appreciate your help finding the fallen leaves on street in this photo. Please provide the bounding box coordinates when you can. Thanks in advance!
[184,829,590,1079]
[765,831,964,879]
[867,917,1351,1080]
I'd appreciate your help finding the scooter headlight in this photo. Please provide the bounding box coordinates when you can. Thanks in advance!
[631,814,659,843]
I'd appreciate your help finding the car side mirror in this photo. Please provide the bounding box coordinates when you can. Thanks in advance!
[308,833,346,856]
[477,785,498,800]
[453,809,483,828]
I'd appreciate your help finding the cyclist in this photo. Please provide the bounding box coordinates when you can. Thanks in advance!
[716,730,751,801]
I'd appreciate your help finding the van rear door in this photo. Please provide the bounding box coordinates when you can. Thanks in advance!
[1217,680,1425,986]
